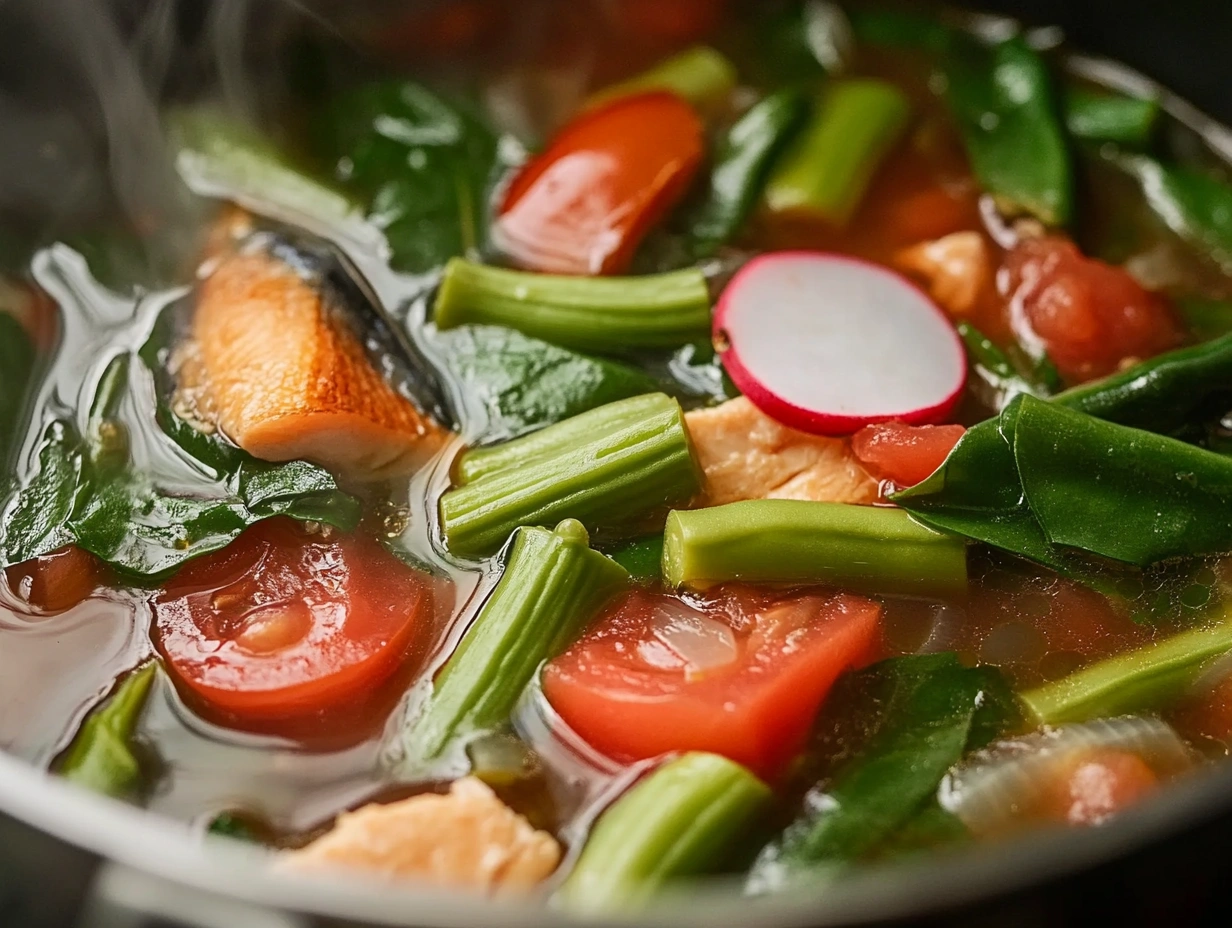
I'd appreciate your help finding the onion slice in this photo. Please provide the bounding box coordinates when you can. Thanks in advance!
[713,251,967,435]
[939,716,1193,837]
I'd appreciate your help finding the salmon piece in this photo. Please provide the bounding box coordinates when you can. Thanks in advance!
[190,248,447,480]
[282,778,560,894]
[685,398,878,506]
[895,231,992,318]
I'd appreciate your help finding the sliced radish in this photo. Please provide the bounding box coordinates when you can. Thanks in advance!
[714,251,967,435]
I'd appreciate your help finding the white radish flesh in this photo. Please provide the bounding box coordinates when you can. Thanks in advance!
[714,251,967,436]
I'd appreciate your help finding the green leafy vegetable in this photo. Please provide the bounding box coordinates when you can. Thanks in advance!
[956,321,1043,403]
[558,752,771,913]
[431,324,658,442]
[945,35,1073,226]
[749,1,854,85]
[895,394,1232,570]
[1063,87,1160,146]
[608,535,665,582]
[1178,298,1232,341]
[0,312,37,468]
[849,7,953,54]
[687,88,810,258]
[316,81,503,273]
[749,653,1017,888]
[403,520,628,763]
[58,663,157,798]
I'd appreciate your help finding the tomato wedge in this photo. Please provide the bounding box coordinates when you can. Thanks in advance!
[542,586,881,778]
[494,91,704,276]
[153,519,436,726]
[852,421,966,488]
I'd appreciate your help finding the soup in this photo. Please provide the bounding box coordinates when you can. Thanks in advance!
[3,0,1232,911]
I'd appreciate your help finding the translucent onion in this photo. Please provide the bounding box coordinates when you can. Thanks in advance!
[939,716,1193,836]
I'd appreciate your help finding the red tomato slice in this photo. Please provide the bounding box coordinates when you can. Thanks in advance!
[153,519,435,725]
[495,91,704,276]
[542,586,881,778]
[852,421,966,488]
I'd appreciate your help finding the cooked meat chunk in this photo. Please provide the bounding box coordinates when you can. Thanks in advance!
[282,777,560,893]
[685,398,877,506]
[895,231,991,317]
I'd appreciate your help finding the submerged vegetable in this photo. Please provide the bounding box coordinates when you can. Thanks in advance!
[404,520,627,763]
[433,259,711,352]
[440,393,701,558]
[714,252,966,434]
[945,36,1072,226]
[763,80,911,227]
[587,46,738,113]
[58,663,157,798]
[557,752,771,913]
[1063,87,1160,146]
[750,653,1018,889]
[663,500,967,597]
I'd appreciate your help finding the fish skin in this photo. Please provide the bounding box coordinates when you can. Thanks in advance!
[191,247,448,480]
[281,777,560,893]
[685,397,878,506]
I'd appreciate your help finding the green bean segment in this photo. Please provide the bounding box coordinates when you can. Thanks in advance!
[58,662,157,798]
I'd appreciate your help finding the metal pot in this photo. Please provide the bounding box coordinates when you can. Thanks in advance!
[1,1,1230,925]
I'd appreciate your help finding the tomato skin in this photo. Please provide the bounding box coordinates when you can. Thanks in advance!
[1044,749,1158,826]
[1004,237,1181,383]
[852,421,965,488]
[495,92,705,276]
[542,586,881,779]
[153,520,435,725]
[4,546,105,614]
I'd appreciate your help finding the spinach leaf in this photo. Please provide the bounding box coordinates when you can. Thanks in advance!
[896,395,1232,570]
[607,535,665,582]
[0,312,36,467]
[1112,153,1232,272]
[316,82,504,273]
[750,654,1016,887]
[944,35,1073,226]
[57,662,157,798]
[432,324,658,442]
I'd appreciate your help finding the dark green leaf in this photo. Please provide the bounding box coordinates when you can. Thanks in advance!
[687,89,810,258]
[1178,298,1232,341]
[607,535,664,582]
[0,422,82,565]
[0,313,37,468]
[316,82,503,273]
[849,7,954,54]
[945,35,1073,226]
[749,2,851,85]
[432,324,659,441]
[751,654,1016,884]
[1063,86,1159,146]
[58,663,157,798]
[876,801,970,859]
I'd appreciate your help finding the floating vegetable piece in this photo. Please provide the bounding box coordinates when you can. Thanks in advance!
[940,716,1191,836]
[543,587,881,777]
[1021,617,1232,725]
[440,394,701,559]
[1063,87,1160,146]
[404,520,627,763]
[284,777,560,892]
[432,324,658,442]
[687,89,811,258]
[714,252,967,435]
[851,421,966,488]
[433,259,711,353]
[154,519,436,725]
[684,397,878,506]
[494,92,704,276]
[750,653,1018,888]
[763,80,911,227]
[191,243,449,480]
[557,752,771,913]
[58,663,157,798]
[945,36,1072,226]
[663,499,966,597]
[586,46,738,113]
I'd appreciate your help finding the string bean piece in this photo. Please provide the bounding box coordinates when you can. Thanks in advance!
[662,499,968,597]
[58,663,157,798]
[404,520,628,763]
[687,89,811,258]
[587,46,738,113]
[763,80,911,227]
[1022,614,1232,724]
[1064,87,1160,146]
[433,259,712,354]
[441,393,701,558]
[945,35,1072,226]
[557,752,770,913]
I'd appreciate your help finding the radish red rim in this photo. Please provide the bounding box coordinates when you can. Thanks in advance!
[713,251,968,436]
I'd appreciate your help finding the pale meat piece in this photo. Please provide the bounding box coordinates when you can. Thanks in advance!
[685,397,878,506]
[895,231,991,318]
[190,248,447,480]
[282,777,560,894]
